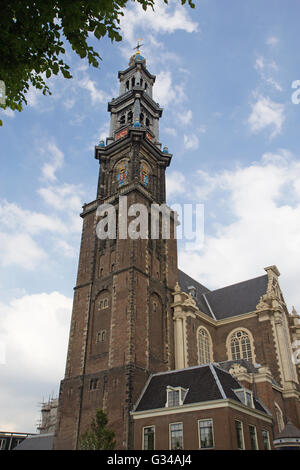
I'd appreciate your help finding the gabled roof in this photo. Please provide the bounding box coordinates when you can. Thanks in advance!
[134,363,270,416]
[178,270,268,320]
[13,433,54,451]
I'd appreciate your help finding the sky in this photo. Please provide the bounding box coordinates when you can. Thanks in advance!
[1,0,300,433]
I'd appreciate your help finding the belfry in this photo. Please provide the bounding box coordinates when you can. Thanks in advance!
[54,50,300,451]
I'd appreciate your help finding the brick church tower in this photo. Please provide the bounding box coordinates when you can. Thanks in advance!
[53,48,178,450]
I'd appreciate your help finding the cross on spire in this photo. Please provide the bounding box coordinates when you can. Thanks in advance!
[133,38,144,53]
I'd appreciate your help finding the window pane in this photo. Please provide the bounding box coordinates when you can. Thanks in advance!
[143,427,155,450]
[262,430,270,450]
[199,419,214,448]
[235,421,244,449]
[170,423,183,450]
[249,425,258,450]
[168,390,179,407]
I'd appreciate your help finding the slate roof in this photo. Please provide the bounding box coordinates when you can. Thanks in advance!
[178,270,268,320]
[134,363,270,416]
[13,433,54,450]
[274,421,300,440]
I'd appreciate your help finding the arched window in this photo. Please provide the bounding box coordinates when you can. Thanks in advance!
[131,76,135,87]
[228,329,254,362]
[197,327,212,364]
[120,114,125,126]
[275,402,284,433]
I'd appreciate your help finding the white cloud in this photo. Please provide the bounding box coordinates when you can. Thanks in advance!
[178,109,193,125]
[0,291,72,431]
[41,142,64,182]
[248,95,285,137]
[266,36,279,46]
[77,75,109,105]
[178,150,300,311]
[184,133,199,150]
[0,200,67,235]
[166,170,186,199]
[0,108,14,118]
[0,232,47,270]
[153,71,186,107]
[254,56,282,92]
[38,183,83,214]
[120,2,198,46]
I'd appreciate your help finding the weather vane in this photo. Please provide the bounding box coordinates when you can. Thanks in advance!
[133,38,144,53]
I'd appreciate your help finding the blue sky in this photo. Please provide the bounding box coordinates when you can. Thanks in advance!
[1,0,300,432]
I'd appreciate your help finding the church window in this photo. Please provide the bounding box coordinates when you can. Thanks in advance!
[96,330,107,343]
[197,327,212,364]
[143,426,155,450]
[228,329,254,362]
[275,402,284,433]
[126,80,129,91]
[140,112,144,123]
[89,378,99,390]
[120,114,125,126]
[169,423,183,450]
[145,117,150,127]
[140,78,143,87]
[145,82,148,91]
[131,76,135,87]
[198,419,214,449]
[127,110,133,123]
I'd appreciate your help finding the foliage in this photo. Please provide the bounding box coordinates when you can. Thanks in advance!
[0,0,195,125]
[80,409,116,450]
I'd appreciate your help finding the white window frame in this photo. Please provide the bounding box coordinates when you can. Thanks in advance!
[169,422,184,450]
[262,429,271,450]
[165,386,188,408]
[142,425,155,450]
[235,420,245,450]
[0,438,6,450]
[198,418,215,449]
[249,424,259,450]
[234,388,254,408]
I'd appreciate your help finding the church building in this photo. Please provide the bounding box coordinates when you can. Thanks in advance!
[53,48,300,451]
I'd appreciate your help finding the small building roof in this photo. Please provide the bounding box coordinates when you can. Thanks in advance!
[134,363,269,415]
[13,433,54,451]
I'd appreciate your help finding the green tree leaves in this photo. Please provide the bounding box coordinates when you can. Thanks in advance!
[0,0,195,125]
[80,409,116,450]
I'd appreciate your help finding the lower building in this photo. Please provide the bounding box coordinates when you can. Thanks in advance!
[0,432,35,451]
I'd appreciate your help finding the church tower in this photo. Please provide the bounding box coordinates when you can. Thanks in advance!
[53,47,178,450]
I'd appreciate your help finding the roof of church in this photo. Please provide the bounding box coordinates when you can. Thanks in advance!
[134,363,269,415]
[178,269,268,320]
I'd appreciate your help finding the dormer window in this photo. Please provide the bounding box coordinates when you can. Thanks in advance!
[166,386,188,408]
[234,388,254,408]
